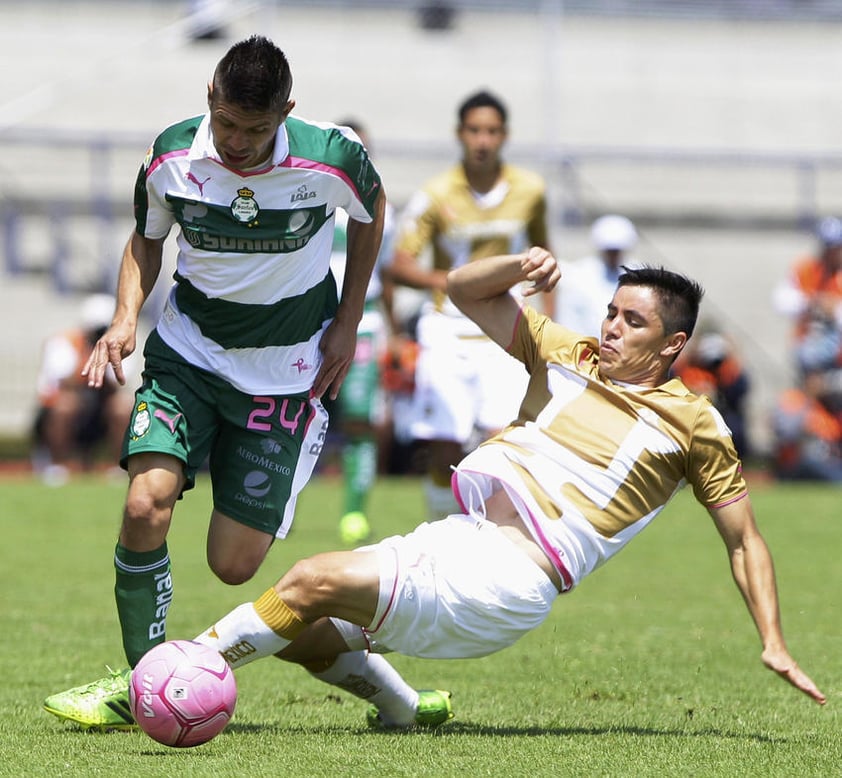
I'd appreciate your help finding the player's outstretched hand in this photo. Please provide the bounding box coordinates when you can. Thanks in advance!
[81,322,137,388]
[762,646,827,704]
[314,317,356,400]
[519,247,560,296]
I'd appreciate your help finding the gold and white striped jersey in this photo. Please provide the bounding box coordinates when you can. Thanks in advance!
[394,163,547,336]
[453,305,747,591]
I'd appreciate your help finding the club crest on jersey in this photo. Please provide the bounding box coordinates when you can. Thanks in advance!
[231,187,260,225]
[132,401,151,439]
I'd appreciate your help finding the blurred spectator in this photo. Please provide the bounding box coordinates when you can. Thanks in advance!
[673,329,752,459]
[772,369,842,482]
[554,214,639,337]
[32,294,134,485]
[773,216,842,374]
[187,0,227,41]
[328,119,398,545]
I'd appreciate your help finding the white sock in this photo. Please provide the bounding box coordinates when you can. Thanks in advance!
[194,603,290,670]
[309,652,419,726]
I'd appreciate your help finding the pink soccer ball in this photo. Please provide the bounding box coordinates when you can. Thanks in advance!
[128,639,237,748]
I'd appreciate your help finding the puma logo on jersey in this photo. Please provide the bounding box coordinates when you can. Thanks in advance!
[186,172,211,196]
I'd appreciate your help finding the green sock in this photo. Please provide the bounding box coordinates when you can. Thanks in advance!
[114,542,171,667]
[342,437,377,514]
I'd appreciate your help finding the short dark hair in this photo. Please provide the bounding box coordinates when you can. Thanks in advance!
[458,90,507,125]
[617,266,705,339]
[212,35,293,113]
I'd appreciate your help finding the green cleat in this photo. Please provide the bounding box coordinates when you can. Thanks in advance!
[43,668,136,730]
[367,689,454,729]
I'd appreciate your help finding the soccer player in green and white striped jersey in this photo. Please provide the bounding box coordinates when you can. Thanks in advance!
[44,35,449,732]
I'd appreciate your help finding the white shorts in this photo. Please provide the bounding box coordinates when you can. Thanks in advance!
[408,311,529,443]
[334,514,557,659]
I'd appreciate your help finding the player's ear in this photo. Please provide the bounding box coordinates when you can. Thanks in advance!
[280,99,296,122]
[207,81,214,109]
[662,331,688,359]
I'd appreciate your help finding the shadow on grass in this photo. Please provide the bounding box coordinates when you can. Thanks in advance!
[223,720,786,744]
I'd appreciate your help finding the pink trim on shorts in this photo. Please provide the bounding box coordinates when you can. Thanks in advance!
[364,545,401,637]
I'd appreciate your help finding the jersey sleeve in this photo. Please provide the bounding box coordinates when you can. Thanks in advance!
[394,189,439,259]
[510,305,597,372]
[133,146,176,240]
[337,136,382,222]
[508,303,545,370]
[687,401,748,507]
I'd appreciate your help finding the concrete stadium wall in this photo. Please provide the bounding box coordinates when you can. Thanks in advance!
[1,1,840,455]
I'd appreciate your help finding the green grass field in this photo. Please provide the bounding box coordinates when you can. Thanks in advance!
[1,473,839,777]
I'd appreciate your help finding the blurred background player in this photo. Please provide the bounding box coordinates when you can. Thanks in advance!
[773,215,842,376]
[771,216,842,472]
[328,119,397,545]
[554,213,639,337]
[388,89,550,519]
[32,294,134,485]
[772,366,842,482]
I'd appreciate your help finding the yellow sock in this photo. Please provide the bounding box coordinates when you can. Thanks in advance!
[254,588,306,641]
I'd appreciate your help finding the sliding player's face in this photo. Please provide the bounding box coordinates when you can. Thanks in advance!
[208,91,292,170]
[598,285,682,386]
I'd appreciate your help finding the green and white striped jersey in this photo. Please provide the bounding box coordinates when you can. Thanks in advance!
[135,113,382,395]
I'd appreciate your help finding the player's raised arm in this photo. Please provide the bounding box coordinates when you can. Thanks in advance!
[447,247,560,349]
[708,496,826,704]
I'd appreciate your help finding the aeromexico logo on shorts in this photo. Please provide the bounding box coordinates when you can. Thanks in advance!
[235,442,291,475]
[233,439,293,510]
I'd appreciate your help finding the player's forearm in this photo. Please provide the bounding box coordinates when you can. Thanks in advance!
[114,232,163,327]
[387,250,448,292]
[730,533,787,653]
[447,253,526,307]
[339,192,386,325]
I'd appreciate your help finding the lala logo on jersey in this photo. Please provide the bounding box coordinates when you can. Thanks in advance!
[291,184,316,203]
[231,187,260,225]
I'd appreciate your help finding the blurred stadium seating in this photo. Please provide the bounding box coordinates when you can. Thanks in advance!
[2,0,842,456]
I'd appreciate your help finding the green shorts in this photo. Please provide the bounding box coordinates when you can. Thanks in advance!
[337,329,385,424]
[122,331,329,539]
[334,303,387,425]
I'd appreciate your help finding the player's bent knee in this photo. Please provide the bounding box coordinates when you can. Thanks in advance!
[277,557,340,621]
[123,490,171,530]
[207,553,262,586]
